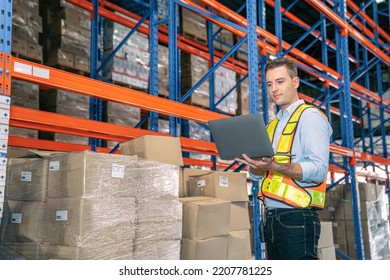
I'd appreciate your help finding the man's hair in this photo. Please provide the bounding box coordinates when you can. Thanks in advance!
[265,58,298,78]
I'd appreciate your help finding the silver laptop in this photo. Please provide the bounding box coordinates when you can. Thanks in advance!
[208,114,275,160]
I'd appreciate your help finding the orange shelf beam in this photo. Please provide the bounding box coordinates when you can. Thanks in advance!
[347,0,390,43]
[11,57,226,124]
[9,106,218,156]
[307,0,390,66]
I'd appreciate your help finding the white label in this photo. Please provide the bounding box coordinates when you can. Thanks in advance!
[49,161,60,171]
[0,186,4,202]
[0,95,11,109]
[56,210,68,221]
[0,139,8,153]
[0,124,9,136]
[11,213,23,224]
[219,176,229,188]
[0,170,6,186]
[0,203,3,217]
[33,66,50,79]
[196,179,206,188]
[112,164,125,178]
[21,171,32,182]
[0,108,10,125]
[0,158,7,170]
[14,62,33,75]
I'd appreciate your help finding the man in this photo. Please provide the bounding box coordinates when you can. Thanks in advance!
[235,58,333,260]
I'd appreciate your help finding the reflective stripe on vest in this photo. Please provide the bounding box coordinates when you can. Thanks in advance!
[258,103,327,209]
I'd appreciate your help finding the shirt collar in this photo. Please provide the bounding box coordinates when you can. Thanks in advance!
[276,99,305,120]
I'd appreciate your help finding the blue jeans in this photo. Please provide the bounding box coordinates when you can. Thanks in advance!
[264,208,321,260]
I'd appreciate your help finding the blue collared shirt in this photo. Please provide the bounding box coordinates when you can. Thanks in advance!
[250,99,333,208]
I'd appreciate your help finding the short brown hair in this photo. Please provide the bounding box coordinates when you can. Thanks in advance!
[265,58,298,78]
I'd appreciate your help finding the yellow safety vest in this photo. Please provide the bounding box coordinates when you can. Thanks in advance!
[258,103,327,209]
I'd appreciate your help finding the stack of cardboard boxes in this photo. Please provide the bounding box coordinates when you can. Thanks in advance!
[41,0,91,72]
[320,183,390,259]
[39,89,90,145]
[0,148,182,260]
[12,0,43,63]
[180,171,251,259]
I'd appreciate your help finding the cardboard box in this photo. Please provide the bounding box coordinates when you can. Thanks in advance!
[318,245,336,260]
[182,198,230,240]
[0,241,41,260]
[6,158,48,201]
[180,168,211,197]
[39,240,134,260]
[189,171,248,202]
[180,237,228,260]
[44,197,136,246]
[318,221,334,248]
[47,151,138,198]
[227,230,252,260]
[229,202,250,231]
[2,200,46,242]
[120,135,184,166]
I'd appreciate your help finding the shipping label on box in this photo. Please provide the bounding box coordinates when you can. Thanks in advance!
[49,161,60,171]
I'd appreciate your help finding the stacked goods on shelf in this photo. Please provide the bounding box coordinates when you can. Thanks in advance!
[181,53,210,108]
[103,102,140,149]
[212,15,234,54]
[320,183,390,259]
[237,75,277,119]
[181,53,238,114]
[0,151,182,260]
[103,18,150,90]
[11,0,43,63]
[180,1,207,44]
[9,80,39,139]
[40,0,90,72]
[188,120,211,161]
[158,44,169,98]
[39,89,90,145]
[180,170,251,260]
[214,67,238,115]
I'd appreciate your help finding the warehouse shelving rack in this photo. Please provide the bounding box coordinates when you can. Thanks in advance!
[0,0,389,260]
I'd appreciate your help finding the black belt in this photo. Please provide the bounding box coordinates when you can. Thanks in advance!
[265,208,317,216]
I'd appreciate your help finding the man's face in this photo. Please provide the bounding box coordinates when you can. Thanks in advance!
[266,65,299,111]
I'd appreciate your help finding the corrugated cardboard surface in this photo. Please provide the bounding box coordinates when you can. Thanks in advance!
[188,171,248,201]
[120,135,184,166]
[182,198,230,240]
[180,237,228,260]
[227,230,252,260]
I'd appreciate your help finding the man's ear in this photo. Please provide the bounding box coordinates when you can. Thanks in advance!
[293,76,300,89]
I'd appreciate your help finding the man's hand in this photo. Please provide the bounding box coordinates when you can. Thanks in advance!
[235,153,303,180]
[235,154,274,170]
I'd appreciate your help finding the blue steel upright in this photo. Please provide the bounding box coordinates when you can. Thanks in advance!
[149,0,159,132]
[246,0,262,260]
[338,0,364,260]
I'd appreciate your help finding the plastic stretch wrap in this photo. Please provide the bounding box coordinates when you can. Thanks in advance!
[133,159,182,259]
[1,152,182,259]
[44,197,136,247]
[47,152,139,198]
[6,158,48,202]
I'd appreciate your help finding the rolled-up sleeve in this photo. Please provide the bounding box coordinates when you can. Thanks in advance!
[298,109,332,183]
